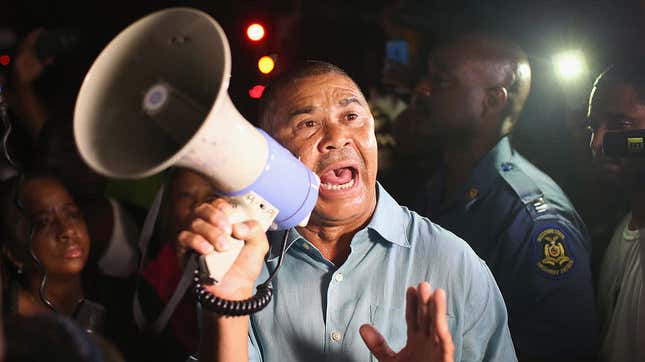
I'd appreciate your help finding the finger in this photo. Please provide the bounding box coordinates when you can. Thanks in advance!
[431,288,454,352]
[194,203,232,235]
[359,324,396,360]
[210,198,234,213]
[190,218,231,251]
[405,286,419,332]
[232,220,269,255]
[178,230,214,255]
[417,282,432,335]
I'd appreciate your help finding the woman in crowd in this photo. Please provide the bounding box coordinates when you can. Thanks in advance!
[1,174,92,318]
[0,173,134,357]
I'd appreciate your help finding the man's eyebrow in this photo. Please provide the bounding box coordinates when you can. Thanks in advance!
[288,106,317,118]
[338,97,361,107]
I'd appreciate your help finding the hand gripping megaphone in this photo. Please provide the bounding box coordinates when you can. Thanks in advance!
[73,8,319,314]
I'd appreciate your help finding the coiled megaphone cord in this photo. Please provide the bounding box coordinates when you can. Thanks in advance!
[193,230,289,316]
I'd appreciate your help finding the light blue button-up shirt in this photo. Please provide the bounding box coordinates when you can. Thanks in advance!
[248,184,516,361]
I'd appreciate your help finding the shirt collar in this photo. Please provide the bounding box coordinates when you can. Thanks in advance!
[266,182,410,261]
[366,182,410,247]
[467,136,513,195]
[266,228,302,261]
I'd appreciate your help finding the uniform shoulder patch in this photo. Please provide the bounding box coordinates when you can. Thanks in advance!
[534,226,575,278]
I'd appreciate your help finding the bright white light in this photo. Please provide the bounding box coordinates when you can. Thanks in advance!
[246,24,265,41]
[553,50,586,80]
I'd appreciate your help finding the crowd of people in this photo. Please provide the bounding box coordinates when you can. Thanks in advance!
[0,7,642,362]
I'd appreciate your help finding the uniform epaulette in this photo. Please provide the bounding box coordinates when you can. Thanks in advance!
[498,162,550,217]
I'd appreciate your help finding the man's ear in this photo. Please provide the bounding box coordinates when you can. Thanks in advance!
[482,86,509,119]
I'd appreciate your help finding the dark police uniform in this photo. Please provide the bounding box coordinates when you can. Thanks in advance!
[413,136,596,359]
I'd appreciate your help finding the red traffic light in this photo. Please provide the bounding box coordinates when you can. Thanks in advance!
[249,85,266,99]
[0,55,10,66]
[246,23,265,42]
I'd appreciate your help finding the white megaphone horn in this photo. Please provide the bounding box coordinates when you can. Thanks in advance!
[73,8,319,286]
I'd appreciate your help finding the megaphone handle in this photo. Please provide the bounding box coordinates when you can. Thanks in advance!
[199,192,278,284]
[194,225,289,317]
[199,207,246,284]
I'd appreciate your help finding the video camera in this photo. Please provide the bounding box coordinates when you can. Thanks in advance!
[603,130,645,158]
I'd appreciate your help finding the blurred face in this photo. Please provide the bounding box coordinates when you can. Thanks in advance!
[414,43,489,145]
[589,82,645,188]
[269,73,378,226]
[162,169,217,245]
[392,77,433,156]
[17,178,90,276]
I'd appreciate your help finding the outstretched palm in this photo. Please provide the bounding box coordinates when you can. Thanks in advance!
[360,282,454,362]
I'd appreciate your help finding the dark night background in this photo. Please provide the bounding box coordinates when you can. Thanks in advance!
[1,0,644,202]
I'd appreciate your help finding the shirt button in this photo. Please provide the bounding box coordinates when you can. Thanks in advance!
[334,273,344,282]
[302,242,310,250]
[330,331,342,342]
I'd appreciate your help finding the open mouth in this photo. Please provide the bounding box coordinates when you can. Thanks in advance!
[63,246,83,259]
[319,164,359,192]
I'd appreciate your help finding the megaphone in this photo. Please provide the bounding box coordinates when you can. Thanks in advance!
[74,8,319,310]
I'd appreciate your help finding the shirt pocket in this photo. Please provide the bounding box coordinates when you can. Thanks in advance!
[369,305,457,362]
[369,305,406,361]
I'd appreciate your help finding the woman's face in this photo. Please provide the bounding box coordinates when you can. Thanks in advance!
[162,169,216,246]
[18,178,90,276]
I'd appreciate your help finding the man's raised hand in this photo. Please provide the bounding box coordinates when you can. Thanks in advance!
[360,282,454,362]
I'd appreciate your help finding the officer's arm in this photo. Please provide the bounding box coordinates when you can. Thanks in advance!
[502,218,597,362]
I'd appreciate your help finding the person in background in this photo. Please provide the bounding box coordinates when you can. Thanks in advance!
[563,107,628,286]
[399,32,596,360]
[135,167,218,361]
[385,76,440,207]
[34,119,140,279]
[588,59,645,362]
[1,174,92,318]
[8,28,52,142]
[7,27,140,279]
[0,173,135,358]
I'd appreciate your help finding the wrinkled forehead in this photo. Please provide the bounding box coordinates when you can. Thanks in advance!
[287,74,365,107]
[269,74,367,123]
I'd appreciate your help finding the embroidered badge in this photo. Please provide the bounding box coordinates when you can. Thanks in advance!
[467,188,479,200]
[535,227,574,276]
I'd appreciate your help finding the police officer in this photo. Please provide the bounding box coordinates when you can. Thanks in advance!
[404,32,597,360]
